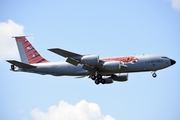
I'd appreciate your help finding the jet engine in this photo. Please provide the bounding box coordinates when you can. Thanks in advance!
[103,61,121,70]
[102,77,113,84]
[81,55,99,65]
[111,73,128,82]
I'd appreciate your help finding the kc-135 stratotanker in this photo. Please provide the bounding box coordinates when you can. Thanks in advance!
[7,36,176,85]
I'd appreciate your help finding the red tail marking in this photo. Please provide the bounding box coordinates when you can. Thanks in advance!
[16,37,49,64]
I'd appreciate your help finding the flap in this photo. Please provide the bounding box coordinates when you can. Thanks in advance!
[66,57,79,66]
[82,64,95,72]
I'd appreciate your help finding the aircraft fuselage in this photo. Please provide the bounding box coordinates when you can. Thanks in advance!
[16,54,175,76]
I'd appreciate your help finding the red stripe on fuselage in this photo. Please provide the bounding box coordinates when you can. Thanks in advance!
[101,56,138,63]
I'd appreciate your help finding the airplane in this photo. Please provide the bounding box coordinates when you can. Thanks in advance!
[6,36,176,85]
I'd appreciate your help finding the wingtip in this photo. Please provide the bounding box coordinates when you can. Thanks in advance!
[48,48,59,51]
[48,48,53,51]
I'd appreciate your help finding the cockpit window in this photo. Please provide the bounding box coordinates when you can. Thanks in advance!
[161,56,169,59]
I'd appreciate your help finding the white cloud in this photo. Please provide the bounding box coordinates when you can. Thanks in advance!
[0,19,24,61]
[169,0,180,11]
[22,117,28,120]
[31,100,115,120]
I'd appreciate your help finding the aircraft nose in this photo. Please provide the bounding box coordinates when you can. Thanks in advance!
[170,59,176,65]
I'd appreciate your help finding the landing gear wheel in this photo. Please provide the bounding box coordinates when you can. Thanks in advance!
[11,65,15,71]
[152,73,157,78]
[101,79,106,84]
[97,74,102,80]
[95,80,100,85]
[91,75,96,80]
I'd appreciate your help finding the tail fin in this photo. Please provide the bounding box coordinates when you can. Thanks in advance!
[13,36,49,64]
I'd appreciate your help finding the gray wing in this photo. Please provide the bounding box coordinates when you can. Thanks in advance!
[48,48,127,73]
[48,48,103,72]
[48,48,82,66]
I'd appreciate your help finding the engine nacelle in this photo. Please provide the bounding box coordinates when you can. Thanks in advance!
[111,73,128,82]
[81,55,99,65]
[102,77,113,84]
[103,61,121,70]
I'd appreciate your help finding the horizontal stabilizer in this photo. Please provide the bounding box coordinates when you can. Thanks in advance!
[12,35,33,38]
[6,60,36,68]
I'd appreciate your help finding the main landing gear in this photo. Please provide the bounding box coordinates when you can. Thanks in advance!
[152,71,157,78]
[90,74,105,85]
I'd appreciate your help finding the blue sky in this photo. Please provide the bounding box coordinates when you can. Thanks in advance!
[0,0,180,120]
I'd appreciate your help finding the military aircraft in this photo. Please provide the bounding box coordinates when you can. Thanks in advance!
[7,36,176,85]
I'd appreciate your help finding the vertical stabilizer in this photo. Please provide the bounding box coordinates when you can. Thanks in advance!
[13,36,49,64]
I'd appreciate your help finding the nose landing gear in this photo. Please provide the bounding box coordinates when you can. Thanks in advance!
[152,72,157,78]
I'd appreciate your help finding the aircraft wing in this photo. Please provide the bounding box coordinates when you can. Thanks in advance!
[6,60,36,68]
[48,48,102,71]
[48,48,83,66]
[48,48,127,72]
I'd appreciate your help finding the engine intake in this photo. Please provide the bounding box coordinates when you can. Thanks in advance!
[81,55,99,65]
